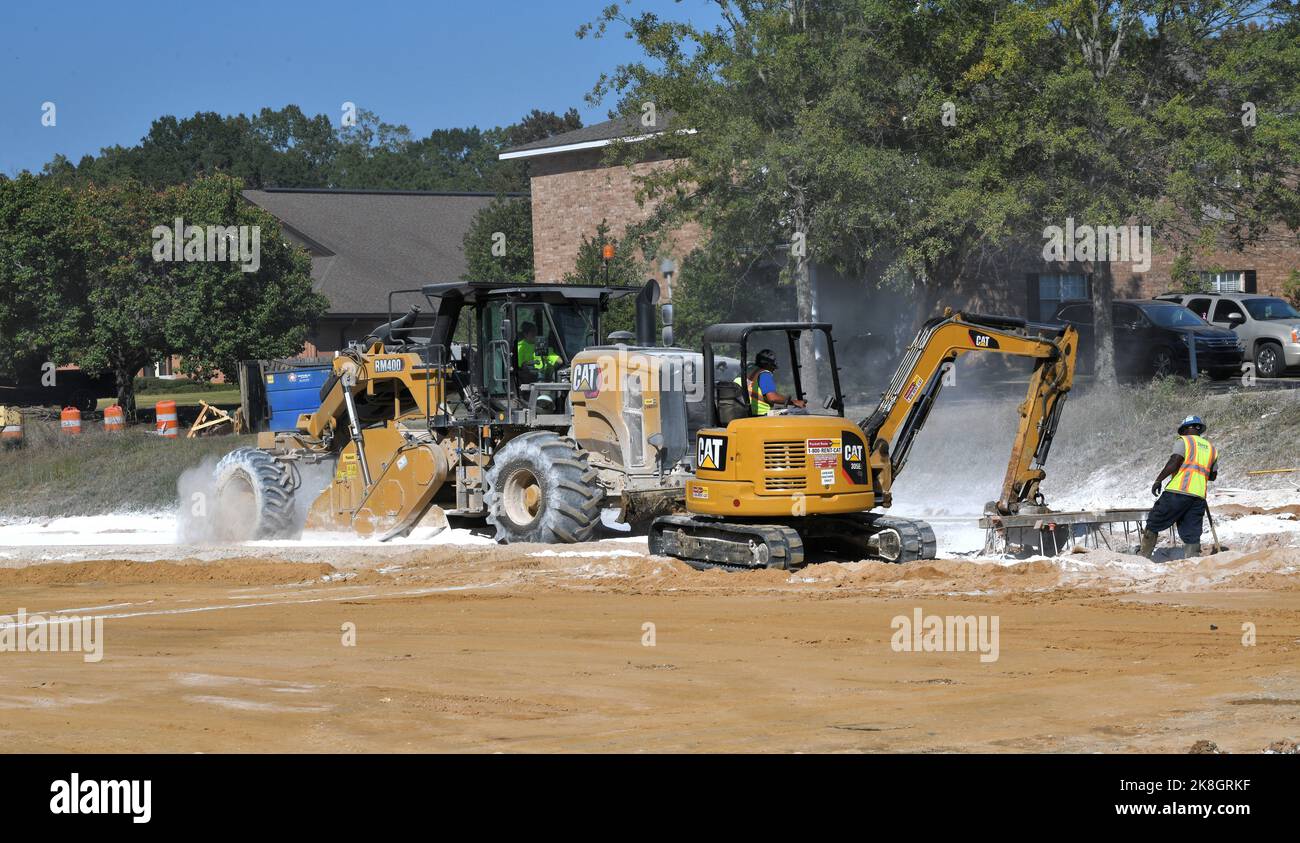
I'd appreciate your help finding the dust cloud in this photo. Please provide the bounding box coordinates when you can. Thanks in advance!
[175,455,334,543]
[176,456,224,542]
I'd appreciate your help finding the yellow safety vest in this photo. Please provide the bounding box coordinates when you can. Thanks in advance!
[518,338,560,370]
[736,373,771,416]
[1169,434,1217,498]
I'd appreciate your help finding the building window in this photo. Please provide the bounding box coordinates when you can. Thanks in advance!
[1197,270,1246,293]
[1037,273,1088,320]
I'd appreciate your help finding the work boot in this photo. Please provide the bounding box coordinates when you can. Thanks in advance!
[1138,530,1158,559]
[1184,542,1203,558]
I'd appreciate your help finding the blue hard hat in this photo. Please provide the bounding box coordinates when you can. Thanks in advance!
[1178,415,1205,432]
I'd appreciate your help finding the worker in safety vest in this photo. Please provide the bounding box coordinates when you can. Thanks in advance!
[517,322,561,378]
[1138,415,1219,559]
[735,349,806,416]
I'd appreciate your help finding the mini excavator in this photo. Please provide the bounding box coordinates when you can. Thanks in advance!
[648,310,1079,569]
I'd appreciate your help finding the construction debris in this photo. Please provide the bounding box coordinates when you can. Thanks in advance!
[187,401,237,438]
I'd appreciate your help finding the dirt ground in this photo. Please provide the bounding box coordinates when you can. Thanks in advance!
[2,538,1298,753]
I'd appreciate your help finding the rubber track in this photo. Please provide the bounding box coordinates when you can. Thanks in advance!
[851,512,938,562]
[648,515,805,572]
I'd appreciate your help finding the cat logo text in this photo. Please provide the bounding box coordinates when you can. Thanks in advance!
[696,435,728,471]
[572,362,601,398]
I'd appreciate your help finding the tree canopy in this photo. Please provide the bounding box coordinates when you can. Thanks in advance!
[584,0,1300,385]
[41,104,581,196]
[0,173,328,414]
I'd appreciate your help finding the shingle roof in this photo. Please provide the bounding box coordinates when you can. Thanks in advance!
[500,111,679,158]
[243,188,516,315]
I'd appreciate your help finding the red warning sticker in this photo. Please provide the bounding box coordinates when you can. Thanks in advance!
[806,438,841,468]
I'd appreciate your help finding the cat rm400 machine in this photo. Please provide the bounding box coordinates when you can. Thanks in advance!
[212,281,709,544]
[647,311,1079,569]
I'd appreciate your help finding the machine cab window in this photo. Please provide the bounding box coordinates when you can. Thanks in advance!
[704,323,844,425]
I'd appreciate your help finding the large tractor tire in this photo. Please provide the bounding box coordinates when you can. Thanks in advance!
[485,432,603,544]
[212,447,298,541]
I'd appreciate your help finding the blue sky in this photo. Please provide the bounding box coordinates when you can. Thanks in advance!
[0,0,719,176]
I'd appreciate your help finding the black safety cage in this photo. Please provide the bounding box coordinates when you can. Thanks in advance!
[701,321,845,427]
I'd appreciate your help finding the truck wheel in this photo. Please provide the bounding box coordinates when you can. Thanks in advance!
[1150,347,1176,378]
[485,432,602,544]
[1255,342,1283,379]
[212,448,298,540]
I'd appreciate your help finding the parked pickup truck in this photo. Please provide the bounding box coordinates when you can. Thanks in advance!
[0,369,116,412]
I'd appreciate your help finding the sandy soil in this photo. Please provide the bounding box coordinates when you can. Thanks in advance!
[2,526,1298,753]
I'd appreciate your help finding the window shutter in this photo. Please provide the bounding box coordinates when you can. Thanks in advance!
[1244,270,1257,293]
[1027,274,1040,319]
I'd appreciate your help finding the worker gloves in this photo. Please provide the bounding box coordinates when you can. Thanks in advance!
[1151,481,1163,497]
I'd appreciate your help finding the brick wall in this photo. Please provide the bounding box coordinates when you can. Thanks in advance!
[529,149,702,290]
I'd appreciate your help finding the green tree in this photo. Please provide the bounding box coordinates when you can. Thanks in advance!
[0,174,326,415]
[462,197,535,282]
[0,175,92,379]
[672,245,792,350]
[70,108,337,189]
[562,220,650,337]
[50,105,584,194]
[505,108,583,148]
[583,0,1054,397]
[585,0,1300,390]
[158,174,328,383]
[1284,269,1300,308]
[562,220,646,286]
[1018,1,1300,384]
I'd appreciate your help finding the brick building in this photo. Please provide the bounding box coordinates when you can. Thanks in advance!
[502,117,1300,344]
[500,114,702,289]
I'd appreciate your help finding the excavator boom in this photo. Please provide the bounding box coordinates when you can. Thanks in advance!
[859,310,1078,514]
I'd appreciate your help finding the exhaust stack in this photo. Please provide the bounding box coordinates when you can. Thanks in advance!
[635,279,659,347]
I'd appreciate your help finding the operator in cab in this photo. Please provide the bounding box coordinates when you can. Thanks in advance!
[737,348,806,416]
[517,321,561,380]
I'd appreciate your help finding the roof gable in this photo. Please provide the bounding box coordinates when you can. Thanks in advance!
[244,188,517,314]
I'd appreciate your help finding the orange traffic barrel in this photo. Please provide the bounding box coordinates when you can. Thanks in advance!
[0,406,22,449]
[155,400,179,438]
[103,404,125,432]
[60,406,82,436]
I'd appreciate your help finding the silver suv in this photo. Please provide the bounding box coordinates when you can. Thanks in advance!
[1156,291,1300,378]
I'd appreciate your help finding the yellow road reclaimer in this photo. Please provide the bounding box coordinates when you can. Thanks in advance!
[648,311,1078,569]
[212,281,702,543]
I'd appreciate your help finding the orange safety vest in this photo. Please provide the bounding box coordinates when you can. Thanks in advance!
[736,371,771,416]
[1169,434,1217,498]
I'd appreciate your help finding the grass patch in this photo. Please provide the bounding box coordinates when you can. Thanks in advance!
[97,388,241,410]
[0,423,252,520]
